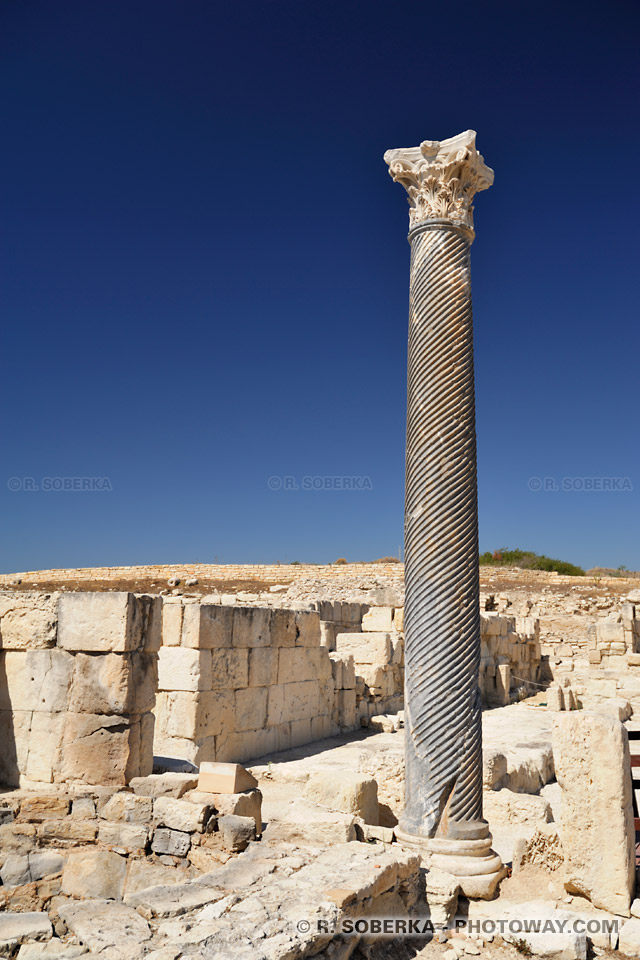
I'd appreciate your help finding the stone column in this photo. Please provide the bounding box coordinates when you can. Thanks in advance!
[384,131,504,898]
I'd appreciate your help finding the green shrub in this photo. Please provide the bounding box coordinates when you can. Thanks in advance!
[479,548,584,577]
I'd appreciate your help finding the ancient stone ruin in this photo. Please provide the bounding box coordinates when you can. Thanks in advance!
[1,132,640,960]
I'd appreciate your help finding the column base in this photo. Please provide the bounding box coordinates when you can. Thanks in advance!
[395,827,507,900]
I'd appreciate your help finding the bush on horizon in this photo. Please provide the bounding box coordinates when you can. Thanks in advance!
[479,548,585,577]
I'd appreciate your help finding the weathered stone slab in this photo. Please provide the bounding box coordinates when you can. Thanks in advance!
[68,652,156,715]
[123,860,190,900]
[182,604,233,649]
[304,771,379,825]
[362,607,394,632]
[1,852,64,887]
[99,792,152,822]
[153,797,212,833]
[151,827,191,857]
[0,593,58,650]
[553,712,635,916]
[59,713,144,785]
[61,849,127,900]
[0,650,73,712]
[57,899,151,954]
[234,686,267,732]
[157,648,212,692]
[129,772,198,798]
[232,608,271,648]
[97,821,149,851]
[18,797,70,822]
[210,649,248,689]
[0,911,52,946]
[58,593,149,652]
[335,632,391,664]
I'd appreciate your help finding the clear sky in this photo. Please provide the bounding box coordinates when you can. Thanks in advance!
[1,1,638,573]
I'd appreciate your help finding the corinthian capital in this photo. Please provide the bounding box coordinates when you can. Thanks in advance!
[384,130,494,234]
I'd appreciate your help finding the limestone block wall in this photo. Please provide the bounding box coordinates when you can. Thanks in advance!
[0,592,160,787]
[479,613,542,706]
[315,600,369,651]
[153,600,350,766]
[334,605,405,723]
[482,590,640,681]
[0,562,404,586]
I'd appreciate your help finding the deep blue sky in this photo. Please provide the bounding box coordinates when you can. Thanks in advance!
[1,1,638,573]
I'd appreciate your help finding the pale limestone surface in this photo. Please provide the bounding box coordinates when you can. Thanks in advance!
[303,771,378,825]
[553,711,635,916]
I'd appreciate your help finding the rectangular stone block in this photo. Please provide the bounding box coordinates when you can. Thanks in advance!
[162,599,183,647]
[295,611,321,646]
[267,680,320,725]
[0,650,73,712]
[318,677,335,716]
[196,761,258,794]
[182,603,233,649]
[553,712,634,916]
[18,796,70,821]
[153,796,211,832]
[335,632,391,665]
[277,647,318,684]
[99,792,152,822]
[341,602,364,624]
[163,690,235,740]
[157,648,212,692]
[270,609,296,648]
[25,712,65,783]
[68,652,156,715]
[0,593,58,649]
[235,686,268,732]
[58,592,154,652]
[210,649,248,690]
[361,607,393,632]
[597,621,625,644]
[59,713,144,785]
[232,607,271,648]
[98,820,149,851]
[393,607,404,632]
[214,726,277,764]
[248,648,278,687]
[335,688,357,729]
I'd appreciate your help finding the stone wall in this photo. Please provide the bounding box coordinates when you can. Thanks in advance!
[482,590,640,681]
[0,592,160,787]
[153,600,348,765]
[0,562,404,585]
[0,590,541,787]
[480,613,542,706]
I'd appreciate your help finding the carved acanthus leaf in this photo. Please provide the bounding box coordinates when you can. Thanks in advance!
[384,130,494,232]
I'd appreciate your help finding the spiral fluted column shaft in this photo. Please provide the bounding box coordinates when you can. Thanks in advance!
[402,221,485,840]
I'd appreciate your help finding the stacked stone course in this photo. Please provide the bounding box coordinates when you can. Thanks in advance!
[0,592,159,787]
[153,599,340,765]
